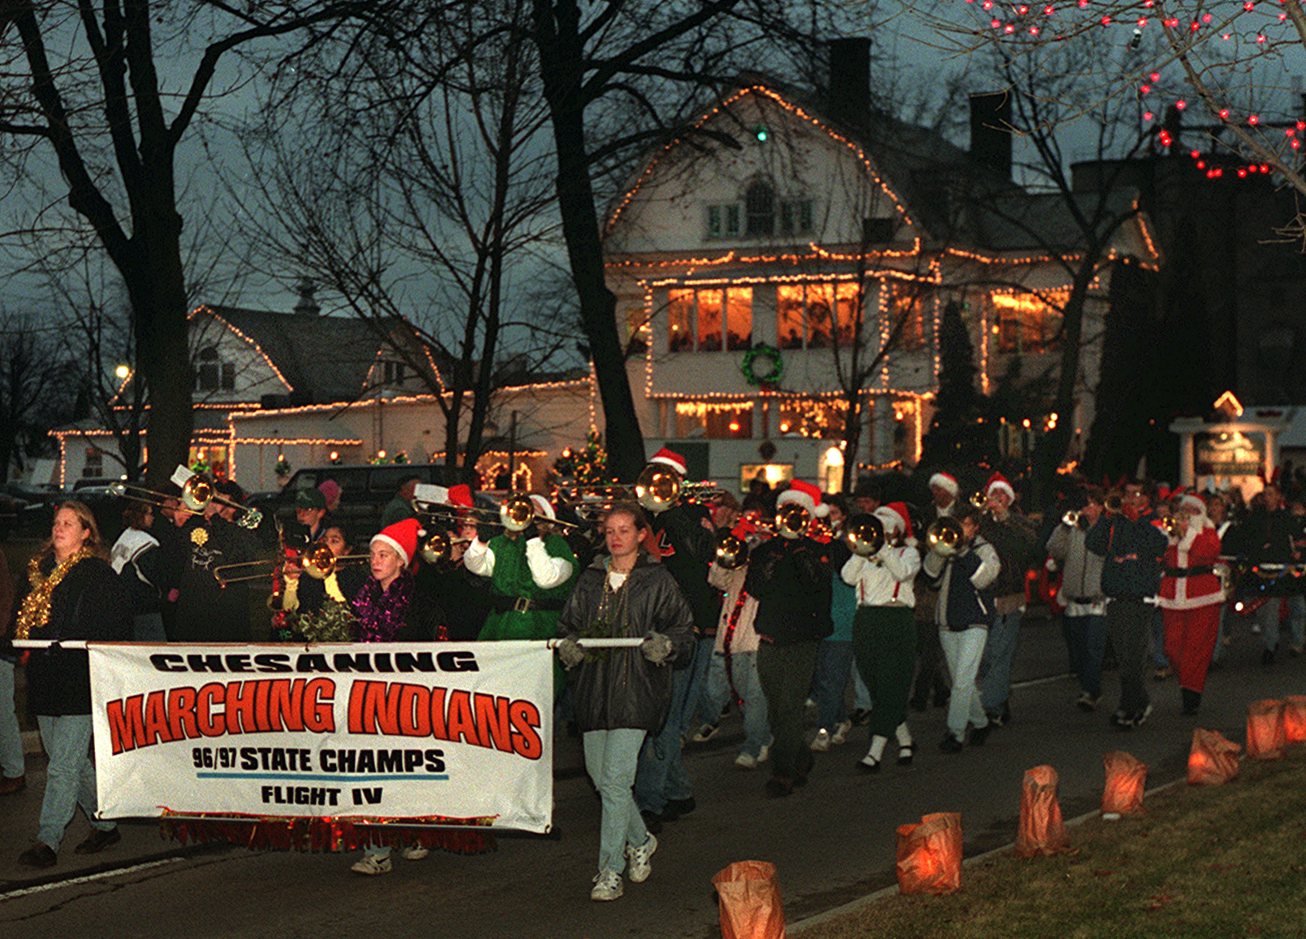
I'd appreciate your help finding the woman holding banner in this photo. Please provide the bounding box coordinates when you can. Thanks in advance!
[10,501,132,869]
[348,518,491,876]
[555,504,694,902]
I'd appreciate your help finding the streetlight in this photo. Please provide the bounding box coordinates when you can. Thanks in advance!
[114,363,131,381]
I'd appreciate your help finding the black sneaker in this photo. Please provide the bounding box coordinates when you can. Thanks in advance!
[639,810,663,834]
[18,843,57,868]
[74,827,121,854]
[969,724,991,746]
[664,797,696,817]
[938,734,964,754]
[1109,710,1132,730]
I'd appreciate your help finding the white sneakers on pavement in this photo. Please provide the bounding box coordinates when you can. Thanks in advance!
[831,720,852,745]
[625,833,657,883]
[591,869,624,901]
[809,729,831,752]
[350,855,393,876]
[401,845,430,861]
[734,743,770,769]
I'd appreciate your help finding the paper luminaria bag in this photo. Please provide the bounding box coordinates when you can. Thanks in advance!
[712,860,785,939]
[895,812,962,895]
[1245,699,1286,760]
[1101,751,1147,818]
[1016,764,1069,857]
[1281,695,1306,745]
[1187,728,1241,786]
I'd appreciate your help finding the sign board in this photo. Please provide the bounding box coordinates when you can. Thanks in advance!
[1194,431,1265,477]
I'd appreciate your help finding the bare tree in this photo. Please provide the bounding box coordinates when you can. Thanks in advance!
[0,1,367,486]
[0,308,76,483]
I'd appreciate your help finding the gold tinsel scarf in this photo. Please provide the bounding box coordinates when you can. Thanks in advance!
[14,548,97,640]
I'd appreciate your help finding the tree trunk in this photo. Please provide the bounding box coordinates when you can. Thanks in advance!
[534,2,645,481]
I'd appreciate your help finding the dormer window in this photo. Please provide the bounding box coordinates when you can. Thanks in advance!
[745,181,775,236]
[382,360,407,384]
[195,346,235,391]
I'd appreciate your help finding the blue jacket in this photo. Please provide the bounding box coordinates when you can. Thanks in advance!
[1085,514,1167,599]
[923,536,1000,630]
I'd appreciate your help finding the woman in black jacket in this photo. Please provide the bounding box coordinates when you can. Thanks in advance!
[11,501,132,869]
[556,504,694,902]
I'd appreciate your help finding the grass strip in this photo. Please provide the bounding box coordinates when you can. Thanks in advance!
[798,750,1306,939]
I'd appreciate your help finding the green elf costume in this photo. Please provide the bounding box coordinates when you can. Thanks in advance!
[463,494,578,642]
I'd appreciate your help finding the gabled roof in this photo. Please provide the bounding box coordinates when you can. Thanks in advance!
[192,305,445,403]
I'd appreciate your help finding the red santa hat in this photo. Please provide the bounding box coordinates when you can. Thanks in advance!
[647,447,688,476]
[874,502,914,540]
[528,494,557,521]
[447,484,474,508]
[1177,493,1207,517]
[776,479,829,517]
[928,471,959,497]
[370,517,425,568]
[986,472,1016,502]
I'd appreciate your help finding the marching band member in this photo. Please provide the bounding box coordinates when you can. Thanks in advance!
[291,486,331,545]
[744,480,833,797]
[1046,488,1108,710]
[1229,481,1298,664]
[810,494,856,753]
[1086,481,1167,729]
[923,505,1000,752]
[976,472,1038,727]
[11,502,132,869]
[1158,493,1224,715]
[555,504,694,901]
[172,476,262,643]
[634,448,717,831]
[910,472,960,711]
[463,494,578,644]
[841,502,920,772]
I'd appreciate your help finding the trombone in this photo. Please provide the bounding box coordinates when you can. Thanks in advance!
[212,546,369,586]
[558,465,719,519]
[845,513,886,558]
[109,476,263,530]
[419,492,580,533]
[925,516,965,557]
[419,531,473,565]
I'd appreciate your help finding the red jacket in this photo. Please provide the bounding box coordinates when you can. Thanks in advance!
[1158,525,1222,611]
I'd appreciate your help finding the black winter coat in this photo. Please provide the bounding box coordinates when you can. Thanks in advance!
[558,556,694,733]
[651,503,721,633]
[744,536,833,644]
[14,556,133,716]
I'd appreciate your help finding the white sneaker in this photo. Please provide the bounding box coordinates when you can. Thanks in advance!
[757,743,770,764]
[625,834,657,883]
[734,751,760,769]
[809,729,831,752]
[350,855,393,876]
[591,869,624,901]
[831,720,852,745]
[691,722,719,743]
[401,845,430,861]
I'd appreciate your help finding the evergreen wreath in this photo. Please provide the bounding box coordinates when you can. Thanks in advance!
[741,344,784,386]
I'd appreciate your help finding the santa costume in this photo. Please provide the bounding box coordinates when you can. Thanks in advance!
[1157,493,1224,714]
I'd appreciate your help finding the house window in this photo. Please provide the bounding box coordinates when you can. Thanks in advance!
[776,282,861,350]
[668,287,752,352]
[992,292,1063,355]
[196,347,220,391]
[745,182,775,236]
[83,447,103,479]
[706,204,741,239]
[674,401,753,439]
[835,283,862,345]
[887,283,930,352]
[776,398,848,438]
[382,360,407,384]
[779,199,814,235]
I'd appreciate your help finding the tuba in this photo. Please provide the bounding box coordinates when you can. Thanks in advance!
[774,501,811,539]
[845,513,886,558]
[926,516,965,557]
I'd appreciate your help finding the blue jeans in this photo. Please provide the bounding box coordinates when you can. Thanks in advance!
[583,728,649,875]
[634,643,701,812]
[811,640,854,731]
[1150,607,1168,668]
[852,666,872,711]
[36,714,115,850]
[680,636,714,730]
[1064,613,1107,698]
[1256,596,1306,652]
[0,659,25,779]
[698,650,771,757]
[979,609,1023,714]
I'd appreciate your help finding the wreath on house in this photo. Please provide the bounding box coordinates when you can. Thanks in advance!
[741,344,784,387]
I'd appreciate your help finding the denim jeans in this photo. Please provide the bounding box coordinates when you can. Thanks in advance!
[979,609,1023,714]
[583,728,649,875]
[1150,606,1168,668]
[811,640,854,732]
[939,628,989,740]
[698,650,771,757]
[680,636,715,731]
[1064,613,1108,698]
[634,642,701,812]
[36,714,115,850]
[1259,596,1306,652]
[0,659,25,779]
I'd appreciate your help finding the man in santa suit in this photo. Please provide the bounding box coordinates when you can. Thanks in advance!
[1158,493,1224,715]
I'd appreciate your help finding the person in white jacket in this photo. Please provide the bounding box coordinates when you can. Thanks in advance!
[841,502,920,772]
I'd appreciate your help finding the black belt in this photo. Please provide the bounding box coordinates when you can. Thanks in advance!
[1068,596,1101,605]
[1164,566,1214,578]
[489,595,564,614]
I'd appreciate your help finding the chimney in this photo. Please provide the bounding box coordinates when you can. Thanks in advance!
[826,38,871,133]
[969,91,1012,180]
[293,277,320,316]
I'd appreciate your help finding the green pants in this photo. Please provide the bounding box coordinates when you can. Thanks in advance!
[852,605,917,739]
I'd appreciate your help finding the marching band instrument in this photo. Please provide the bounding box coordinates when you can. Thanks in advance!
[1062,510,1080,527]
[714,532,749,570]
[301,545,370,580]
[774,501,811,540]
[969,491,988,510]
[1159,514,1183,539]
[845,513,886,558]
[634,463,680,514]
[419,531,473,565]
[420,493,579,532]
[1103,493,1124,515]
[109,477,263,530]
[925,516,965,557]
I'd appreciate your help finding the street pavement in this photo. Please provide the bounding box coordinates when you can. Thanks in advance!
[2,613,1304,938]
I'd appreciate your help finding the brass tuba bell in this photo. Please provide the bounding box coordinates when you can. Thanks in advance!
[845,513,886,557]
[714,532,750,570]
[499,494,537,532]
[775,501,811,539]
[926,516,965,557]
[634,464,681,514]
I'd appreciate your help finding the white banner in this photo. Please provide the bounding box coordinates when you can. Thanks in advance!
[88,641,553,833]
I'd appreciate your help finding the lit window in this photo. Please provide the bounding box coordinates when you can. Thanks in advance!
[776,399,848,438]
[776,282,861,350]
[668,287,751,352]
[674,401,753,439]
[698,289,723,352]
[806,284,834,349]
[992,292,1063,354]
[777,285,805,350]
[835,283,861,345]
[888,284,930,352]
[669,289,694,352]
[726,288,753,351]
